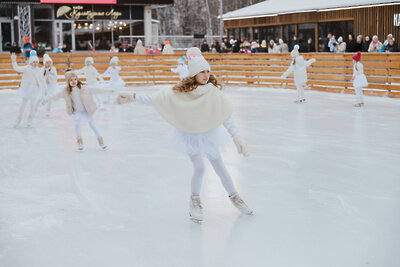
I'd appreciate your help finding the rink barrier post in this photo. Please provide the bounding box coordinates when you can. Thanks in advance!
[1,52,400,97]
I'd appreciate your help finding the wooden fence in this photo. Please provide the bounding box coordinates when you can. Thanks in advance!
[0,52,399,97]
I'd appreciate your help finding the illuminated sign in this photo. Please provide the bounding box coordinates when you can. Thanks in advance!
[41,0,116,3]
[56,5,122,20]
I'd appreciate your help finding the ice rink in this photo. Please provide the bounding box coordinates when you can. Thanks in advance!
[0,85,399,267]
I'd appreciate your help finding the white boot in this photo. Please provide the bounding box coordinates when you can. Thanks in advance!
[98,136,107,150]
[14,116,22,128]
[189,196,203,223]
[77,137,84,150]
[229,193,254,215]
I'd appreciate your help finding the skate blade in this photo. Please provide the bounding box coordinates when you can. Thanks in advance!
[101,146,108,150]
[190,217,202,224]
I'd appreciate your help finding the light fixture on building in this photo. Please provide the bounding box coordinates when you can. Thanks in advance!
[96,27,100,30]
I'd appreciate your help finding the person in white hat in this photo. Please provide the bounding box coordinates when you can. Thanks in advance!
[36,54,59,115]
[170,56,189,80]
[281,45,316,103]
[11,50,47,127]
[76,57,105,110]
[116,47,253,223]
[101,56,125,104]
[43,68,112,150]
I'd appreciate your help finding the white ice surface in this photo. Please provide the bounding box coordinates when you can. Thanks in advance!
[0,86,399,267]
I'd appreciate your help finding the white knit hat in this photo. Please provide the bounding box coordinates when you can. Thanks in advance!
[186,47,210,77]
[85,57,94,64]
[110,56,119,64]
[290,45,300,58]
[338,36,343,43]
[29,50,39,64]
[64,68,77,82]
[43,54,52,64]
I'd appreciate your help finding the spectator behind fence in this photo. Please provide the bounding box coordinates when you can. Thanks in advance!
[336,37,347,53]
[163,40,174,54]
[232,40,240,53]
[220,42,228,53]
[200,40,210,53]
[240,38,251,53]
[62,43,71,53]
[362,35,371,52]
[368,35,383,52]
[134,40,147,55]
[110,45,119,53]
[268,40,279,53]
[380,34,396,52]
[223,38,232,50]
[22,37,33,58]
[10,42,21,54]
[355,35,363,52]
[259,40,267,52]
[384,39,398,52]
[289,35,299,51]
[307,38,316,52]
[279,39,289,53]
[328,35,339,52]
[324,33,332,52]
[346,33,356,52]
[251,41,259,53]
[211,40,220,53]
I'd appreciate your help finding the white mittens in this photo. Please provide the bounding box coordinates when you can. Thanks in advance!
[116,93,135,104]
[310,58,316,64]
[233,136,249,157]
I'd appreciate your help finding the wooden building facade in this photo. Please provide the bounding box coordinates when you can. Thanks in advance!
[224,3,400,52]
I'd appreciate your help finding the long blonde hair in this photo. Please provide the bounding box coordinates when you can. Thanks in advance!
[172,74,222,92]
[64,68,84,95]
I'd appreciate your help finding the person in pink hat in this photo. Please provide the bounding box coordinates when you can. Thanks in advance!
[116,47,253,223]
[350,51,368,107]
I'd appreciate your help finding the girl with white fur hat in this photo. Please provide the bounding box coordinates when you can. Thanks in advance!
[101,56,125,104]
[39,54,59,115]
[76,57,105,110]
[43,69,112,150]
[281,45,316,103]
[11,50,47,127]
[116,47,253,223]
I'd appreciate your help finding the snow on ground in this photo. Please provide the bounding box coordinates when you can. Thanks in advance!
[0,85,399,267]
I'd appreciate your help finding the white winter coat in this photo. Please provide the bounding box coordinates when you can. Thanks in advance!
[337,42,347,53]
[77,65,103,85]
[282,56,315,85]
[352,62,368,88]
[268,44,280,53]
[12,57,47,93]
[43,66,58,86]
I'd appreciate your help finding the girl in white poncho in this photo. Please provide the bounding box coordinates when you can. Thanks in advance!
[170,56,189,80]
[101,56,125,104]
[281,45,316,103]
[116,47,253,223]
[11,50,46,127]
[350,51,368,107]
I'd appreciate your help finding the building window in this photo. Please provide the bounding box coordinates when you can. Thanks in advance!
[34,21,53,45]
[0,5,12,19]
[318,21,354,52]
[297,23,315,43]
[283,24,295,43]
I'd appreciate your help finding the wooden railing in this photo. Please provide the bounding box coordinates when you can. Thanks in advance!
[0,52,399,97]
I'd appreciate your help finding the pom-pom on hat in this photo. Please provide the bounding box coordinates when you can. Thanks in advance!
[352,51,362,62]
[24,37,30,42]
[29,50,39,64]
[186,47,211,77]
[164,40,170,45]
[85,57,94,64]
[64,68,77,82]
[290,44,300,58]
[43,54,52,64]
[110,56,119,64]
[177,56,186,64]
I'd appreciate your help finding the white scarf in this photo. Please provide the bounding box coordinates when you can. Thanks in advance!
[151,83,232,134]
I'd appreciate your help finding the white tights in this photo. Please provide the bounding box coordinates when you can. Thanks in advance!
[355,86,364,103]
[74,118,101,138]
[16,98,36,124]
[189,153,237,196]
[296,83,305,100]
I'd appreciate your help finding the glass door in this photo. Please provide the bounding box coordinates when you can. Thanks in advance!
[0,21,12,52]
[55,21,75,51]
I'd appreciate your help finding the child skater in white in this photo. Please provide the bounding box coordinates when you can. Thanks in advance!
[11,50,46,127]
[350,51,368,107]
[101,56,125,104]
[281,45,316,103]
[170,56,189,80]
[40,54,59,115]
[43,69,110,150]
[116,47,253,223]
[76,57,105,110]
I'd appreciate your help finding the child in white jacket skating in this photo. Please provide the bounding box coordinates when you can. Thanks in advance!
[41,54,59,115]
[281,45,316,103]
[77,57,105,110]
[116,47,253,223]
[43,69,112,150]
[170,56,189,80]
[11,51,47,127]
[350,51,368,107]
[101,56,125,104]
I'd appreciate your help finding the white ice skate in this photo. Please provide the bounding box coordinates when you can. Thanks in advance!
[229,193,254,215]
[294,99,305,103]
[98,136,107,150]
[189,196,203,223]
[353,102,364,107]
[13,117,22,128]
[77,137,84,150]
